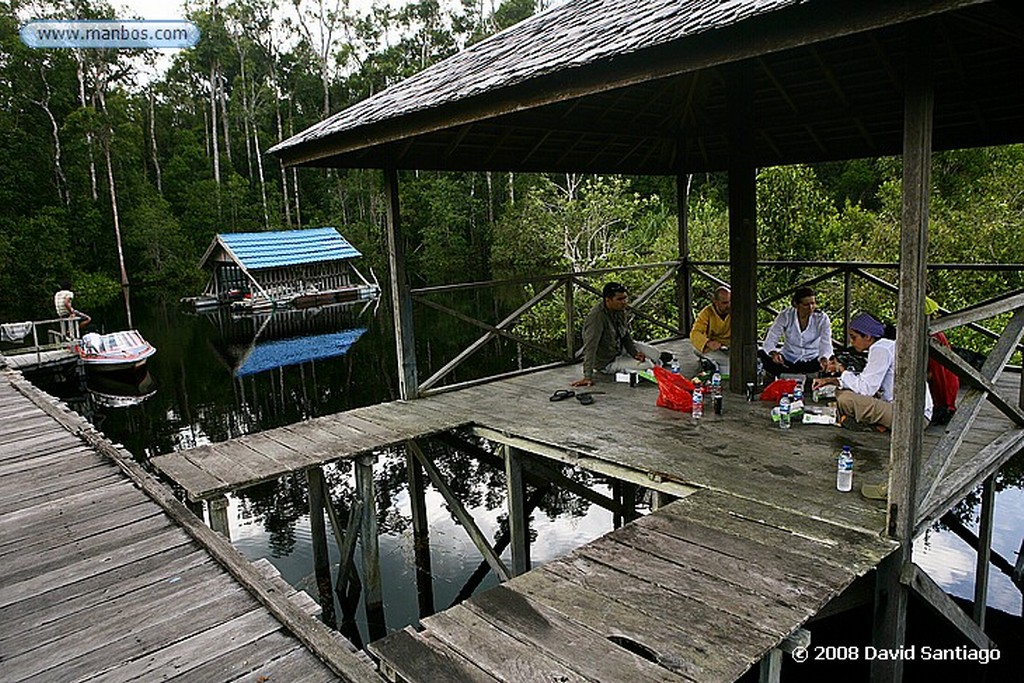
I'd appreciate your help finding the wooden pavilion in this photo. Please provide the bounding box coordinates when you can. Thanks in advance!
[269,1,1024,680]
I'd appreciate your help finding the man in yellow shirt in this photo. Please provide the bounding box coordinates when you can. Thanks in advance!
[690,286,731,353]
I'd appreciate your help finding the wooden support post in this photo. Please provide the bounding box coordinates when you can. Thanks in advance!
[973,475,995,628]
[307,467,336,629]
[676,172,693,335]
[407,448,435,619]
[565,277,576,360]
[207,495,230,540]
[320,476,362,605]
[872,27,933,683]
[843,268,852,346]
[356,454,385,639]
[759,628,810,683]
[384,167,417,400]
[504,445,530,576]
[408,439,511,581]
[727,61,757,393]
[651,490,675,511]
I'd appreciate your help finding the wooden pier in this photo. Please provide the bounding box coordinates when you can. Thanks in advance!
[0,368,382,683]
[150,338,1024,681]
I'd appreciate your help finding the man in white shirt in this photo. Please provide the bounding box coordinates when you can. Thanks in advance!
[812,312,932,432]
[759,287,834,380]
[54,280,91,338]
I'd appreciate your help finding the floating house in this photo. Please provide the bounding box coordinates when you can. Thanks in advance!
[190,227,379,312]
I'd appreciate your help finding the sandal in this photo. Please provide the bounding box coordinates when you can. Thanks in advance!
[549,389,575,402]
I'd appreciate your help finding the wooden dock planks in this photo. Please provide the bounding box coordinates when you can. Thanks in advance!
[0,370,381,683]
[371,489,896,682]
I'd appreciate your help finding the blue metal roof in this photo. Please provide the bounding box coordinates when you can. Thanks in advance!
[218,227,362,270]
[235,328,367,377]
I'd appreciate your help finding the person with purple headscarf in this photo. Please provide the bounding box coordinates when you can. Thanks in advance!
[812,312,932,431]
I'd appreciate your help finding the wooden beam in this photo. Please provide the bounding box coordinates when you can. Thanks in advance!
[406,449,435,619]
[676,173,693,335]
[900,563,994,650]
[917,428,1024,535]
[726,60,757,392]
[873,28,932,683]
[973,476,995,629]
[383,167,417,400]
[307,467,337,629]
[406,439,511,581]
[929,290,1024,334]
[206,495,230,539]
[928,329,1024,426]
[356,454,385,640]
[504,445,530,576]
[418,277,565,393]
[412,294,564,361]
[433,431,637,520]
[470,425,700,500]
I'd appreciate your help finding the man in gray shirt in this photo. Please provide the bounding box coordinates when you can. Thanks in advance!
[571,282,657,388]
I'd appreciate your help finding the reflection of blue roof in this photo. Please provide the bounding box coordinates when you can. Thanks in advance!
[218,227,361,270]
[236,328,367,377]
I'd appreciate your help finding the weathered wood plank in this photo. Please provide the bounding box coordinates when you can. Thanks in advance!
[155,633,303,683]
[222,647,344,683]
[367,626,501,683]
[0,548,214,641]
[462,584,693,682]
[4,591,258,682]
[3,512,174,583]
[0,526,191,609]
[425,606,595,682]
[151,450,233,501]
[0,478,141,531]
[0,500,158,555]
[515,559,756,681]
[88,607,286,683]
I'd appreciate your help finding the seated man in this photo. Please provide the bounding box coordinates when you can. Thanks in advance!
[54,279,91,337]
[690,286,731,354]
[812,312,932,432]
[759,286,833,380]
[571,282,658,388]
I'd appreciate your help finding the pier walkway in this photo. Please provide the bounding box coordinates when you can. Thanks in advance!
[0,368,382,683]
[148,340,1024,681]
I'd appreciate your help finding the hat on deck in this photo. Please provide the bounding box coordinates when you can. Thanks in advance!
[849,312,886,339]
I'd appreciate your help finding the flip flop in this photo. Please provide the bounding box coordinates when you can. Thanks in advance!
[576,392,595,405]
[549,389,575,402]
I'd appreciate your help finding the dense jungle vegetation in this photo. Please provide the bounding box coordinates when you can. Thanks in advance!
[2,0,1022,354]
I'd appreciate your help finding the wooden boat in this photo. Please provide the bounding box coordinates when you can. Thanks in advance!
[74,330,156,371]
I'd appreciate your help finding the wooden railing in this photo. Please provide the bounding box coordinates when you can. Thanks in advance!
[0,316,80,367]
[411,260,1024,396]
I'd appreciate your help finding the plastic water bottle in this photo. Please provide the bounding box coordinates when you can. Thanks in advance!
[837,445,854,492]
[670,359,680,374]
[779,394,791,429]
[692,386,704,422]
[792,379,803,403]
[711,372,723,414]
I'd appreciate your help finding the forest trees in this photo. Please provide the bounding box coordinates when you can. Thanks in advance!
[0,0,1021,339]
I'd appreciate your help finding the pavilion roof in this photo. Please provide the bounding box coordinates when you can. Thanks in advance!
[269,0,1022,174]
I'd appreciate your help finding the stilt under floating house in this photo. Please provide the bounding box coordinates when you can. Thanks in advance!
[187,227,380,312]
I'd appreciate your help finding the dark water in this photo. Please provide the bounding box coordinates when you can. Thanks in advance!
[25,292,1023,649]
[31,292,621,645]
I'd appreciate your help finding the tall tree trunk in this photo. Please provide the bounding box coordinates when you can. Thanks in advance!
[34,68,68,207]
[209,62,221,185]
[148,89,162,195]
[253,125,270,229]
[75,56,98,201]
[292,167,302,226]
[275,99,291,227]
[219,70,232,166]
[240,53,253,179]
[98,91,131,327]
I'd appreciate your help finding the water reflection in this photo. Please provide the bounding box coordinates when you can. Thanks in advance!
[230,434,629,646]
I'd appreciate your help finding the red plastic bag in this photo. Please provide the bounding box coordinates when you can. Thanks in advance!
[653,365,695,412]
[760,378,798,402]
